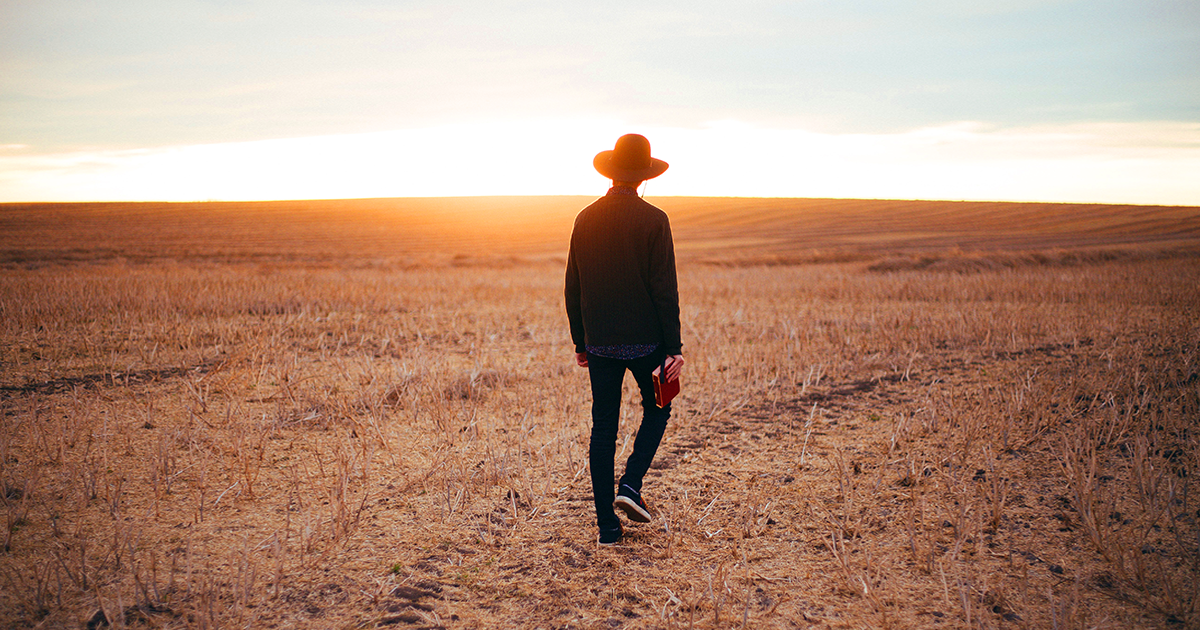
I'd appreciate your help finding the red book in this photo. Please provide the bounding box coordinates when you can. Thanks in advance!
[652,357,680,408]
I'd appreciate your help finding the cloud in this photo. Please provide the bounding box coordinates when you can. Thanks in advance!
[5,0,1197,153]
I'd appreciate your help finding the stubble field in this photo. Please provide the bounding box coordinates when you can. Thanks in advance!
[1,196,1198,629]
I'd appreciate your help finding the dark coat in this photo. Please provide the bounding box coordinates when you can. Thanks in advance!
[564,189,682,355]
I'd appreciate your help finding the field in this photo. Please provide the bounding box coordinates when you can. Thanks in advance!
[1,196,1199,629]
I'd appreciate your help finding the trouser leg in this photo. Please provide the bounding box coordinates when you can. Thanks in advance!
[618,350,671,494]
[587,354,625,528]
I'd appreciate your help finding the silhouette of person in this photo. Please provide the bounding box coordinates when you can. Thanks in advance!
[565,134,684,545]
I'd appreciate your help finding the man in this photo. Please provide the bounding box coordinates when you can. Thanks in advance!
[564,134,684,546]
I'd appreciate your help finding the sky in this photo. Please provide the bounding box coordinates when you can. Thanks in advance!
[1,0,1198,204]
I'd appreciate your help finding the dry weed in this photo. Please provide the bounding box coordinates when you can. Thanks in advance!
[0,198,1198,628]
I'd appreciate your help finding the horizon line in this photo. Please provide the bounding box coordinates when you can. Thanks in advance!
[2,194,1198,209]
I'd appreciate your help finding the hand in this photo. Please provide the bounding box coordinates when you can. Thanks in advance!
[664,354,684,382]
[575,352,589,367]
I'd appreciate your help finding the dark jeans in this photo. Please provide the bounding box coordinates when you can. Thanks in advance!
[587,349,671,529]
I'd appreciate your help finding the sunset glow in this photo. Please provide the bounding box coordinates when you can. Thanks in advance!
[2,119,1197,205]
[2,1,1196,204]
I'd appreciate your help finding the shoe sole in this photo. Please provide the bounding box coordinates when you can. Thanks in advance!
[614,496,652,523]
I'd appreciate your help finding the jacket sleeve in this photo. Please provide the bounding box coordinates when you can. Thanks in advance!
[564,237,587,353]
[648,217,682,355]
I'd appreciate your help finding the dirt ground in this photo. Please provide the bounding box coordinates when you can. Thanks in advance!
[1,197,1198,629]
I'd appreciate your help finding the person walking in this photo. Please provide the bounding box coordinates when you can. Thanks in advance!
[564,133,684,545]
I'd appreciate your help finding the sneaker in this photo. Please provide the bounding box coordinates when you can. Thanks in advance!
[614,484,652,523]
[598,523,623,546]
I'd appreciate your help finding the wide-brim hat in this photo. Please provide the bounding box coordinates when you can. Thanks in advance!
[593,134,669,182]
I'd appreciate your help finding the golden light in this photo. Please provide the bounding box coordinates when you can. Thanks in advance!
[1,120,1197,204]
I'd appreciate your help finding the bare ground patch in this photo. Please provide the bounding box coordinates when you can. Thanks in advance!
[1,199,1198,628]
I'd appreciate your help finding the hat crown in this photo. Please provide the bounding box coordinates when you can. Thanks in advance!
[593,133,668,181]
[611,134,653,170]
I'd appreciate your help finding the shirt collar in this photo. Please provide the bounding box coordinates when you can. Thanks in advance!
[607,185,639,197]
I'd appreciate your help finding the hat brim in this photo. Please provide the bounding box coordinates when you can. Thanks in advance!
[593,151,669,182]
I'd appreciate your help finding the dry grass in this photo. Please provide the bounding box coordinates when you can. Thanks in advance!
[0,197,1198,629]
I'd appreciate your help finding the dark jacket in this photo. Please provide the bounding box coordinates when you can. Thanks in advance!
[565,189,682,355]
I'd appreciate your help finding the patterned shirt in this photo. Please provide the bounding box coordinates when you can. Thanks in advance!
[586,343,659,360]
[608,185,639,197]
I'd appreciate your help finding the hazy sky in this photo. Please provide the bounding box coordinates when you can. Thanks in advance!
[2,0,1198,203]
